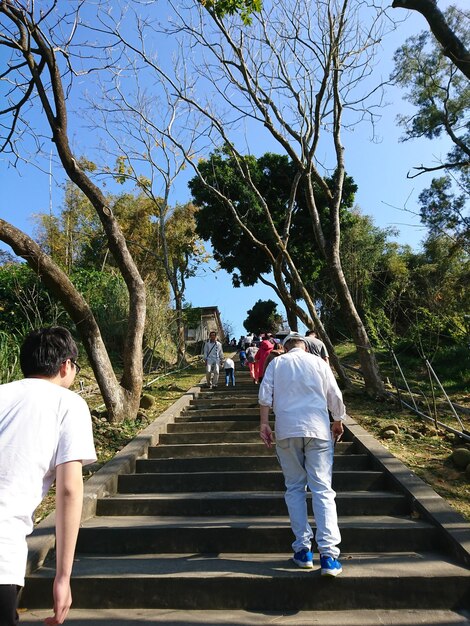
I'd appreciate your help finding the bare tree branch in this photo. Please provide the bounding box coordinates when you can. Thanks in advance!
[0,1,147,421]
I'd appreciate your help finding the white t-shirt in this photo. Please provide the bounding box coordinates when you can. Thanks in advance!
[258,348,346,441]
[0,378,96,586]
[223,358,235,369]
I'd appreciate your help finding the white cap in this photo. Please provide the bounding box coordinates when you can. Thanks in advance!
[282,332,308,347]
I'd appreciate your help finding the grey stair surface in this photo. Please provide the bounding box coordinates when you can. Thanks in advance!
[21,368,470,618]
[22,552,470,610]
[16,608,470,625]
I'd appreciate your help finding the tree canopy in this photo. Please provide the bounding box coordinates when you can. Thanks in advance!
[243,299,283,335]
[391,0,470,80]
[393,6,469,249]
[190,148,357,297]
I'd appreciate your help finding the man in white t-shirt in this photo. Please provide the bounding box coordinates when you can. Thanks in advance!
[0,327,96,626]
[258,333,345,577]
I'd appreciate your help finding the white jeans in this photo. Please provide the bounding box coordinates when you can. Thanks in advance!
[276,437,341,558]
[206,361,220,386]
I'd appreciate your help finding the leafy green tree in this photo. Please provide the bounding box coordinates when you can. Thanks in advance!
[316,210,401,343]
[36,184,208,363]
[417,178,469,249]
[204,0,262,24]
[0,261,132,362]
[405,234,470,350]
[243,300,283,335]
[392,0,470,80]
[0,262,65,333]
[69,268,130,357]
[364,242,413,346]
[37,186,169,292]
[192,151,358,286]
[351,231,469,355]
[393,6,469,249]
[0,5,147,422]
[36,179,99,273]
[190,149,357,347]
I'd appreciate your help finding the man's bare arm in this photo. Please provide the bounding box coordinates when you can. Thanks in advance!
[45,460,83,625]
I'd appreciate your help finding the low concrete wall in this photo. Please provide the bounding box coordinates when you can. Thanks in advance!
[26,379,203,575]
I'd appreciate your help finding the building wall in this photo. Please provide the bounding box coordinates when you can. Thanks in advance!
[185,306,224,344]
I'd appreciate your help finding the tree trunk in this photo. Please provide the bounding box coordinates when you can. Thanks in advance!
[51,153,146,405]
[284,304,298,332]
[272,261,351,389]
[0,219,140,422]
[328,249,385,397]
[258,274,300,332]
[3,11,147,420]
[174,291,186,365]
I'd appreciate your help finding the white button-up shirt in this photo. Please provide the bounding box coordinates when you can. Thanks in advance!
[258,348,346,441]
[203,339,223,363]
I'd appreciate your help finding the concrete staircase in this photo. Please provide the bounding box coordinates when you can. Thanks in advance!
[21,368,470,619]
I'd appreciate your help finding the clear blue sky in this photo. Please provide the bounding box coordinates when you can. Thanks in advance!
[0,1,460,338]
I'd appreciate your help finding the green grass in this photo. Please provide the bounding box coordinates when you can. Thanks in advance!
[0,331,21,384]
[344,390,470,521]
[335,340,469,407]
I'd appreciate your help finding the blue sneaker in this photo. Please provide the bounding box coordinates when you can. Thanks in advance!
[320,555,342,576]
[292,548,313,569]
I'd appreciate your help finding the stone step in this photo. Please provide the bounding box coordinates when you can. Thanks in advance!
[157,431,276,444]
[16,608,470,626]
[181,408,260,418]
[117,470,387,493]
[175,413,267,422]
[203,382,256,388]
[189,399,259,408]
[148,441,357,458]
[20,375,470,618]
[22,552,470,610]
[96,490,410,517]
[194,397,259,405]
[159,430,351,444]
[136,454,371,473]
[197,389,259,398]
[167,420,261,432]
[75,515,439,554]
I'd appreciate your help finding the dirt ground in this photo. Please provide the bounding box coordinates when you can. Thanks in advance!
[344,388,470,521]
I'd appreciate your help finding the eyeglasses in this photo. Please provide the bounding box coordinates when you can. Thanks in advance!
[71,359,81,375]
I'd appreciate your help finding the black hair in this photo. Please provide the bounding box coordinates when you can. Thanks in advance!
[20,326,78,377]
[305,329,315,337]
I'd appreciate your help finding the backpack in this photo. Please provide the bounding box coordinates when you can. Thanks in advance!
[246,350,255,363]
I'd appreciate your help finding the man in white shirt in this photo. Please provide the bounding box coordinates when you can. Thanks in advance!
[258,333,345,576]
[203,331,224,388]
[0,327,96,626]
